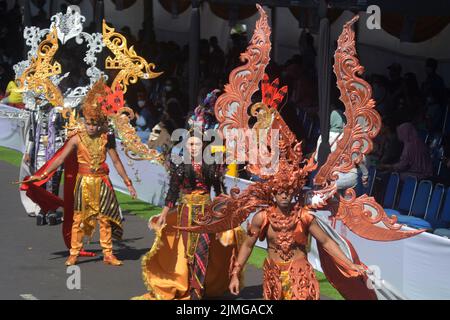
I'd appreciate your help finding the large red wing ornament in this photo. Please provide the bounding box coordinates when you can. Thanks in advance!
[177,5,313,234]
[309,15,424,241]
[214,4,271,160]
[328,189,424,241]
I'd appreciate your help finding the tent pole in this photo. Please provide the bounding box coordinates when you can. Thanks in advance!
[189,0,200,109]
[271,6,277,63]
[317,0,331,167]
[143,0,156,43]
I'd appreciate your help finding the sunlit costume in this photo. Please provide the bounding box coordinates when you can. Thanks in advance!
[21,80,133,266]
[16,6,163,258]
[14,6,107,220]
[179,7,423,300]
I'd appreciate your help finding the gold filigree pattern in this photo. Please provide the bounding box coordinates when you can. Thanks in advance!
[102,20,163,93]
[101,20,163,164]
[112,107,164,163]
[19,28,64,107]
[78,131,107,171]
[251,102,273,131]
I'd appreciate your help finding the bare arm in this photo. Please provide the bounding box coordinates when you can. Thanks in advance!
[107,147,137,199]
[107,147,130,183]
[229,211,264,295]
[309,219,365,274]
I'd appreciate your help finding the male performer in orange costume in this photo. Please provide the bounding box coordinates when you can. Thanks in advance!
[227,159,366,300]
[22,81,137,266]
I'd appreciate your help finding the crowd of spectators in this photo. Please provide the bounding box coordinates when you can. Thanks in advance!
[0,3,449,188]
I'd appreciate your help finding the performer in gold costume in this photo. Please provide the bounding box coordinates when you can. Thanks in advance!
[134,130,244,300]
[23,80,137,266]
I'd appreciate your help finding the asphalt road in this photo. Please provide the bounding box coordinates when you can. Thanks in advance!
[0,160,264,300]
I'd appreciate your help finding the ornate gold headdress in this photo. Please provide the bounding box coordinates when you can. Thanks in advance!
[81,79,108,125]
[102,20,163,93]
[18,27,64,107]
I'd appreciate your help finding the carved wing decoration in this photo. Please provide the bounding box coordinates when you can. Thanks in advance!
[102,20,163,94]
[313,15,379,190]
[100,23,164,163]
[309,15,423,240]
[18,27,64,107]
[112,107,164,163]
[331,189,425,241]
[214,4,271,159]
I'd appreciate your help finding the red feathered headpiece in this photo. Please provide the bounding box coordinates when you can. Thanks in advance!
[97,83,124,116]
[261,73,288,109]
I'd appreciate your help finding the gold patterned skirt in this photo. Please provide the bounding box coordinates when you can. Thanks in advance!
[73,173,123,240]
[263,257,320,300]
[134,193,245,300]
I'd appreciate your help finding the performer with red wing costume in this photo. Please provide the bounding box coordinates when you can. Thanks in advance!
[178,9,423,300]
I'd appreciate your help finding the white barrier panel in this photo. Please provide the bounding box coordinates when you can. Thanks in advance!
[0,104,28,153]
[333,220,450,300]
[1,110,450,299]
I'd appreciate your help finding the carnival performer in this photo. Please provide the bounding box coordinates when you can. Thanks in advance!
[227,159,365,300]
[22,80,137,266]
[134,129,245,300]
[24,102,66,225]
[180,9,423,300]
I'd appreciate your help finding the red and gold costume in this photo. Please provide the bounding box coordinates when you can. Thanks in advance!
[70,129,123,256]
[21,80,126,261]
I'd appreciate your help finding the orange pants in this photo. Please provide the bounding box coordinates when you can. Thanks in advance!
[70,213,113,256]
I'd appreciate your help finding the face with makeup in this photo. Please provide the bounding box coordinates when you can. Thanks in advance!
[84,119,101,136]
[273,189,295,211]
[186,136,203,159]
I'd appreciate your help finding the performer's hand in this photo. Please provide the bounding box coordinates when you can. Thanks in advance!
[229,275,240,296]
[24,153,31,165]
[350,263,366,276]
[128,185,137,199]
[24,175,42,183]
[362,176,369,188]
[155,213,167,229]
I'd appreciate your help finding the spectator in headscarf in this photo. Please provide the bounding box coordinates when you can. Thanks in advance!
[379,122,433,180]
[314,109,369,192]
